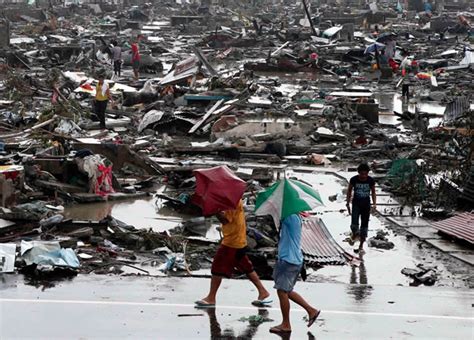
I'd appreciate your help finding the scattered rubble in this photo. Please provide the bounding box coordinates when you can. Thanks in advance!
[368,230,395,250]
[402,264,439,286]
[0,0,472,287]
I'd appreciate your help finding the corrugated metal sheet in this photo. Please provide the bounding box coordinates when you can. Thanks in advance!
[430,212,474,244]
[460,166,474,204]
[302,217,355,266]
[444,96,470,122]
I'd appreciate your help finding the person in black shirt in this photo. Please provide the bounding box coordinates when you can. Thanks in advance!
[346,163,377,254]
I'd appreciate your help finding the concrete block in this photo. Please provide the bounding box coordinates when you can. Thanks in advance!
[406,226,442,240]
[387,216,431,227]
[450,253,474,266]
[425,239,473,253]
[378,205,416,217]
[377,195,400,205]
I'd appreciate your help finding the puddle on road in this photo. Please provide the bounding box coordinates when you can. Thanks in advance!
[376,93,445,128]
[377,93,446,114]
[64,197,178,232]
[64,196,221,240]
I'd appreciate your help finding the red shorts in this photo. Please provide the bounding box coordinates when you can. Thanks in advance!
[211,245,254,278]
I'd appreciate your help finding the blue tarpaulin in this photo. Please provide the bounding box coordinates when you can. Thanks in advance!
[21,240,80,268]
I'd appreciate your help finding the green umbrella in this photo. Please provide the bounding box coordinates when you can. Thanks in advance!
[255,178,323,227]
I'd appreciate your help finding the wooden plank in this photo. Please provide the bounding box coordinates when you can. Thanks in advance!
[192,46,217,76]
[71,193,107,203]
[271,41,290,57]
[35,180,86,194]
[188,99,224,134]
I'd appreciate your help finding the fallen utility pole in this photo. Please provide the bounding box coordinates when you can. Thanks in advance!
[302,0,318,36]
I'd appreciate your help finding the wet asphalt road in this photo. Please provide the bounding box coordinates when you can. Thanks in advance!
[1,275,472,339]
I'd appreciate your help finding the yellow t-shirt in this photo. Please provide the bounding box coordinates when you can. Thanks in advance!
[221,200,247,249]
[95,83,108,101]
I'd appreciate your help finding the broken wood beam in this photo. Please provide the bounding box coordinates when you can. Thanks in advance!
[188,99,224,134]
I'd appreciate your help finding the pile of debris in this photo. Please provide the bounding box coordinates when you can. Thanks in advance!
[401,264,438,286]
[0,0,472,283]
[368,230,395,250]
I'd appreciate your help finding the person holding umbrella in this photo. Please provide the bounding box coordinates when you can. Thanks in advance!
[254,177,324,334]
[195,199,271,307]
[193,166,271,308]
[269,213,321,334]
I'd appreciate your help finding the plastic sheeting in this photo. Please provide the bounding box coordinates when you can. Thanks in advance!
[460,51,473,66]
[0,243,16,272]
[138,110,164,132]
[20,240,80,268]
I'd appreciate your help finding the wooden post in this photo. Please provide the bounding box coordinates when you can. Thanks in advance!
[302,0,318,36]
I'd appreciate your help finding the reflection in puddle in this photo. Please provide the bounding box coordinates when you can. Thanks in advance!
[203,307,316,340]
[64,197,229,241]
[64,197,194,233]
[347,260,372,302]
[205,308,269,339]
[376,93,446,128]
[377,93,446,115]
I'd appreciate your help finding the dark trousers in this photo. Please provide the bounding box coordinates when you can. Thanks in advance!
[351,203,370,239]
[402,84,410,99]
[113,60,121,76]
[94,100,108,129]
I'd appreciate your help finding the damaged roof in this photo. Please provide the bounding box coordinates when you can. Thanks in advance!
[430,212,474,245]
[302,217,355,265]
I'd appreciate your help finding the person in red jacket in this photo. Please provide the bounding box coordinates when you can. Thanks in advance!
[130,36,141,81]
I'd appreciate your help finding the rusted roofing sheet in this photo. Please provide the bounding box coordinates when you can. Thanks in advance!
[302,217,355,266]
[460,166,474,204]
[430,212,474,244]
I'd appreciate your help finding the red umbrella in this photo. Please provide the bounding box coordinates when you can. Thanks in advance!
[192,165,246,216]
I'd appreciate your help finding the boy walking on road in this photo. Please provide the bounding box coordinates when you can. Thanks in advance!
[270,214,320,334]
[346,163,377,254]
[195,199,271,307]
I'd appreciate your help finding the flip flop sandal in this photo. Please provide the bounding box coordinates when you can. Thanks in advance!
[269,326,292,334]
[307,310,321,328]
[194,300,215,308]
[251,298,273,307]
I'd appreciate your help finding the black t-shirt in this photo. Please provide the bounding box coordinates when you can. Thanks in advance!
[350,175,375,206]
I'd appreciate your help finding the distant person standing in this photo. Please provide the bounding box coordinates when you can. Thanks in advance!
[346,163,377,254]
[94,74,112,130]
[424,1,433,14]
[131,36,141,81]
[385,39,396,59]
[111,41,122,78]
[379,50,389,66]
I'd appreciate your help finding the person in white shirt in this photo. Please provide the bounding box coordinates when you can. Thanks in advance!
[111,41,122,77]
